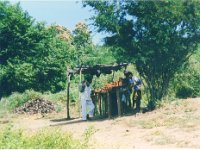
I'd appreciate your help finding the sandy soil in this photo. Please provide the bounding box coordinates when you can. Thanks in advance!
[3,98,200,149]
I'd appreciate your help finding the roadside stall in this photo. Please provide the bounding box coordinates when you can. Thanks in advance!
[66,63,129,119]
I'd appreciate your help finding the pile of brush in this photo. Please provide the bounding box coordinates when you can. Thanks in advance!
[14,98,55,115]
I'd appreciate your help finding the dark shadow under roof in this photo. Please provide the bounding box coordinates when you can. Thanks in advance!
[68,63,128,76]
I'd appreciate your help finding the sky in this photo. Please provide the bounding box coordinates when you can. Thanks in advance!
[9,0,105,45]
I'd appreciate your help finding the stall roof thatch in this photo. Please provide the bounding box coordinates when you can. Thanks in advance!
[68,63,128,76]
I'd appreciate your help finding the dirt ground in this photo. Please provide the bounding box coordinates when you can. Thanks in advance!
[2,98,200,149]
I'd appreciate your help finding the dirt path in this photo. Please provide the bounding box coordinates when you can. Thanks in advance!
[9,98,200,148]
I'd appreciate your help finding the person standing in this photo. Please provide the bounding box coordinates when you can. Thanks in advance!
[119,77,129,114]
[79,76,95,121]
[123,71,132,108]
[131,75,142,112]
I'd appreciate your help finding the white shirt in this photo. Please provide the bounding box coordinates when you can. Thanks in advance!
[130,76,141,91]
[81,85,92,101]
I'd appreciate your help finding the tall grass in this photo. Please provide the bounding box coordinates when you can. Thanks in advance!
[0,90,42,111]
[0,125,88,149]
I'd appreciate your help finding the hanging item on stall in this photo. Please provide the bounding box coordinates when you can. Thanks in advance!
[96,69,101,77]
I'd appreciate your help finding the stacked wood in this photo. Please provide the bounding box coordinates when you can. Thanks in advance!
[14,98,55,115]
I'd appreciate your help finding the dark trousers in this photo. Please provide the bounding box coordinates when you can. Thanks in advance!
[132,89,141,112]
[125,92,131,108]
[122,101,127,114]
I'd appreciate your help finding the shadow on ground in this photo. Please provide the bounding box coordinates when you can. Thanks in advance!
[49,107,150,126]
[49,115,109,126]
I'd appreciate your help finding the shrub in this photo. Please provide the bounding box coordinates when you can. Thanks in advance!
[176,85,194,99]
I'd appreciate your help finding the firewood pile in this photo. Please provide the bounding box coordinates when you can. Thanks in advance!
[14,98,55,114]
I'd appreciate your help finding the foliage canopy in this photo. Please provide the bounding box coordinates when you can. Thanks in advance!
[83,0,200,109]
[0,2,116,98]
[0,2,74,97]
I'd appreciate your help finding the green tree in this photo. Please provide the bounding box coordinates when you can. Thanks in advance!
[0,2,74,98]
[72,22,93,65]
[72,22,115,66]
[169,47,200,99]
[83,0,200,109]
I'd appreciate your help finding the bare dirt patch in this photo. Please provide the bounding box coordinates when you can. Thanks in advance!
[8,98,200,148]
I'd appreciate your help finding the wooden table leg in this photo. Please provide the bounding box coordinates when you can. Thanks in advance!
[98,93,102,116]
[107,91,111,119]
[116,88,122,117]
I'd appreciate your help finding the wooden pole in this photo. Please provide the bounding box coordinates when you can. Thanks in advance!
[78,68,82,118]
[103,93,108,116]
[116,88,122,117]
[93,94,96,116]
[107,91,111,119]
[98,93,102,116]
[67,73,71,119]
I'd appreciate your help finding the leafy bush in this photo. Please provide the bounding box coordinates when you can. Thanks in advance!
[169,49,200,99]
[176,85,194,99]
[43,91,67,103]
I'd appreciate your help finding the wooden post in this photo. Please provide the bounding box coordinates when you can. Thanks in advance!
[104,94,106,116]
[98,93,102,116]
[78,69,82,118]
[116,88,122,117]
[67,73,71,119]
[93,94,96,116]
[107,91,111,119]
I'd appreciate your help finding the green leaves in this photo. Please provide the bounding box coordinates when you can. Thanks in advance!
[0,2,74,97]
[84,0,200,108]
[71,22,116,66]
[0,1,117,98]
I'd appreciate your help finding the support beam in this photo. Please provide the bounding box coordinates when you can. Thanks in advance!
[98,93,102,116]
[78,69,82,118]
[116,88,122,117]
[104,94,106,116]
[107,91,111,119]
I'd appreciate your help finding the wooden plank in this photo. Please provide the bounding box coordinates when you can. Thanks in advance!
[116,88,122,117]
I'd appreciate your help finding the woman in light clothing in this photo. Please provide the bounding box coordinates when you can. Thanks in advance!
[79,79,95,121]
